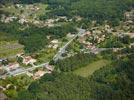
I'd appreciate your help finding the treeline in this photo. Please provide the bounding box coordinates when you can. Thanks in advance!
[0,22,77,53]
[18,73,91,100]
[1,0,133,23]
[0,0,41,4]
[17,54,134,100]
[99,35,132,48]
[90,54,134,100]
[44,0,134,24]
[1,0,133,25]
[0,0,79,4]
[55,52,97,72]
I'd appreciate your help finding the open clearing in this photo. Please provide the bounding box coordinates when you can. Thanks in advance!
[73,59,111,77]
[0,40,24,58]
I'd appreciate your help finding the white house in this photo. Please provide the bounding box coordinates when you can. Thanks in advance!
[18,18,28,24]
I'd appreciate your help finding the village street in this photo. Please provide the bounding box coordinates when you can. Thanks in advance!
[0,27,86,78]
[0,25,131,78]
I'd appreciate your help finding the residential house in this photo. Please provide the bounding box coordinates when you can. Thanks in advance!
[45,64,54,71]
[124,11,134,20]
[18,18,28,24]
[33,70,51,80]
[22,56,36,65]
[46,19,55,24]
[7,63,19,71]
[53,44,58,49]
[50,39,59,49]
[67,33,75,38]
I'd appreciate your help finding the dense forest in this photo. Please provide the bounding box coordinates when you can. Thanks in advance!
[0,22,76,53]
[90,54,134,100]
[55,52,97,72]
[18,73,91,100]
[17,54,134,100]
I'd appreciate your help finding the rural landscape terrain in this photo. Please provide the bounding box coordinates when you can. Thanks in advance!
[0,0,134,100]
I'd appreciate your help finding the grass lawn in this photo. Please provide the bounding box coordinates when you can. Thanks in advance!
[73,59,111,77]
[0,40,24,58]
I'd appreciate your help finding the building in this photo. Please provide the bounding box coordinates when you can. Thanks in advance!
[124,11,134,20]
[18,18,28,24]
[22,56,36,65]
[51,39,59,44]
[45,64,54,71]
[7,63,19,71]
[33,70,51,80]
[67,33,75,38]
[49,39,59,49]
[85,31,91,36]
[53,44,58,49]
[46,19,55,24]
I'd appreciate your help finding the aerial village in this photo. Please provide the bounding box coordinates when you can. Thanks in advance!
[0,3,134,94]
[0,4,134,77]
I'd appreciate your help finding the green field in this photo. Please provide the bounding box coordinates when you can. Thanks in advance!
[73,59,111,77]
[0,3,48,19]
[0,40,24,58]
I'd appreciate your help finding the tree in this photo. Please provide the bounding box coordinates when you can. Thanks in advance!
[39,73,55,83]
[17,57,23,63]
[18,90,34,100]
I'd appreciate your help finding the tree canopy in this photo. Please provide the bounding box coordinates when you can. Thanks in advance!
[18,53,134,100]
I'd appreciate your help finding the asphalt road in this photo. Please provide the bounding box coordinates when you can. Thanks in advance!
[53,28,86,62]
[4,28,86,77]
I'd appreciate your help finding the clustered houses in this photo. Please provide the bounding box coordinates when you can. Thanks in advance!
[18,18,28,24]
[1,62,18,73]
[43,16,69,27]
[1,15,17,23]
[78,25,113,51]
[124,11,134,21]
[0,3,72,28]
[66,33,75,38]
[17,54,37,66]
[25,5,40,11]
[26,64,54,80]
[22,56,36,65]
[0,51,54,79]
[33,64,53,79]
[123,10,134,30]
